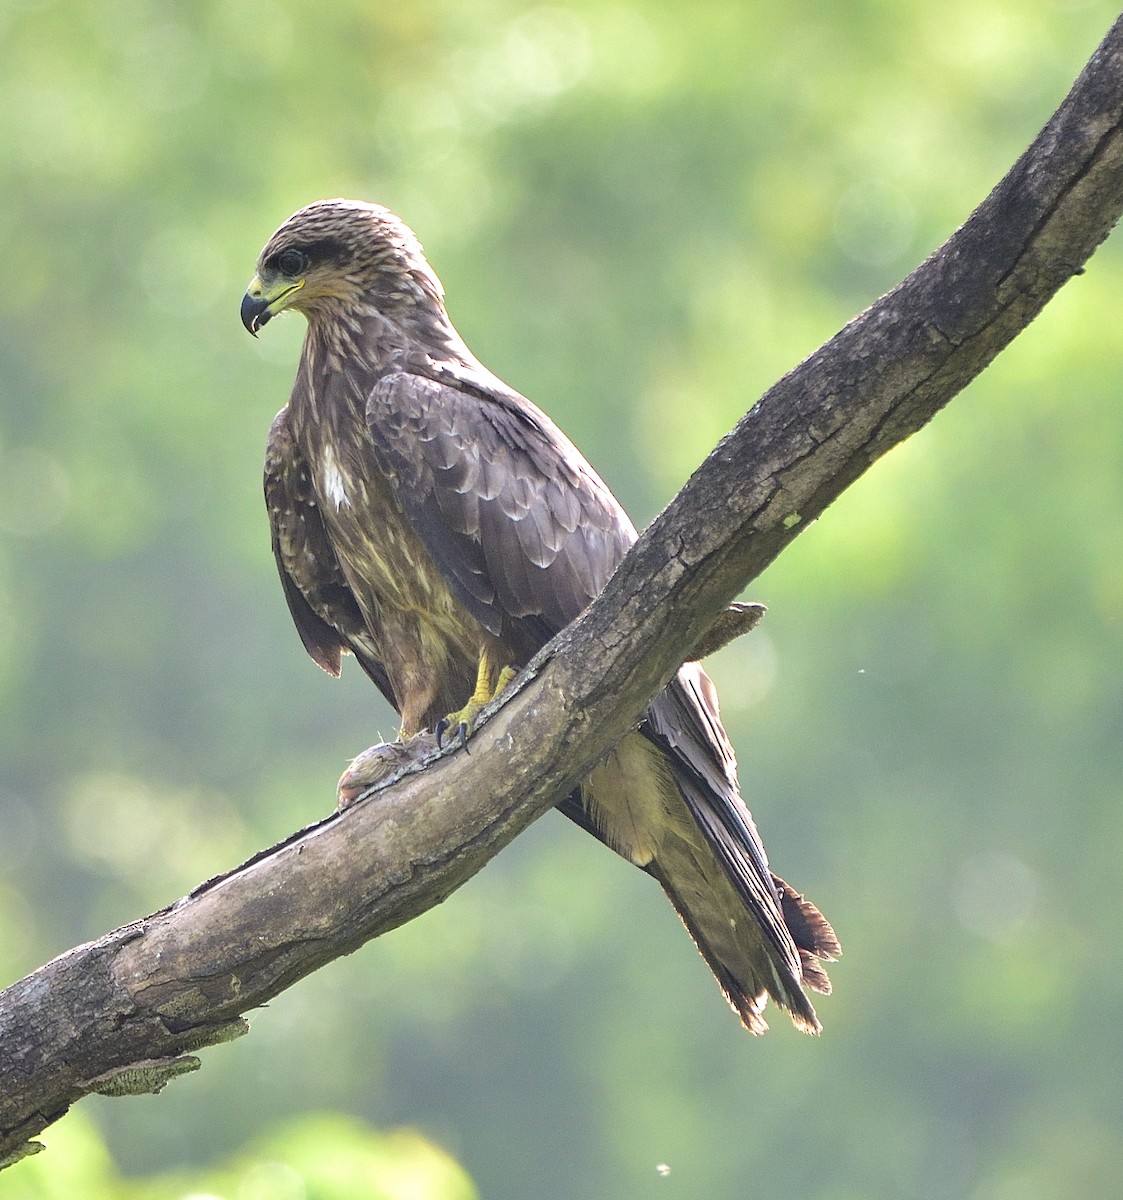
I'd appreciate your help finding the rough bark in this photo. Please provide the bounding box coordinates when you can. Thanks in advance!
[4,15,1123,1170]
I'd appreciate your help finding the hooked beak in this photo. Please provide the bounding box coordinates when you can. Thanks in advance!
[240,274,304,336]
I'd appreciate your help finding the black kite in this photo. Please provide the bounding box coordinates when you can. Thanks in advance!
[241,200,838,1033]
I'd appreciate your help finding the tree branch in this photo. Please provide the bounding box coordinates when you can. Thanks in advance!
[4,15,1123,1169]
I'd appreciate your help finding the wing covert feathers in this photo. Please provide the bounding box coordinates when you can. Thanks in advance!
[366,370,633,658]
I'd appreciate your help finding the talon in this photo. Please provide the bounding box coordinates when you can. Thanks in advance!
[436,702,482,748]
[437,653,519,751]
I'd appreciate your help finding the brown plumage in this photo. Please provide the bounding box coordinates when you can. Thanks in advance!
[242,199,839,1033]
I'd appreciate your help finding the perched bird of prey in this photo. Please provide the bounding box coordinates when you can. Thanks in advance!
[241,199,839,1033]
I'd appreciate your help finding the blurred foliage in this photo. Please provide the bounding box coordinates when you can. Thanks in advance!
[1,1,1122,1198]
[2,1111,476,1200]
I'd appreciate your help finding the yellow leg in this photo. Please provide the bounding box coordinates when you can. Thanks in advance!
[438,650,518,747]
[467,650,498,709]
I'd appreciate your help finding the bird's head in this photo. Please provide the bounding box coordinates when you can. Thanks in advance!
[240,199,445,336]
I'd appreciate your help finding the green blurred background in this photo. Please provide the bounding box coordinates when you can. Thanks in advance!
[2,2,1122,1197]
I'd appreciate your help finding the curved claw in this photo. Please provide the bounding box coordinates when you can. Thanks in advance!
[434,715,472,752]
[435,661,518,751]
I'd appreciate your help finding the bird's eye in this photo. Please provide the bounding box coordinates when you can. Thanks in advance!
[276,249,308,277]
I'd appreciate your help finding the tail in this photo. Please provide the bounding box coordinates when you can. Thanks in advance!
[642,665,841,1034]
[648,795,840,1034]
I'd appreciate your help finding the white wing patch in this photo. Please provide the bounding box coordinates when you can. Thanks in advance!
[321,446,351,510]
